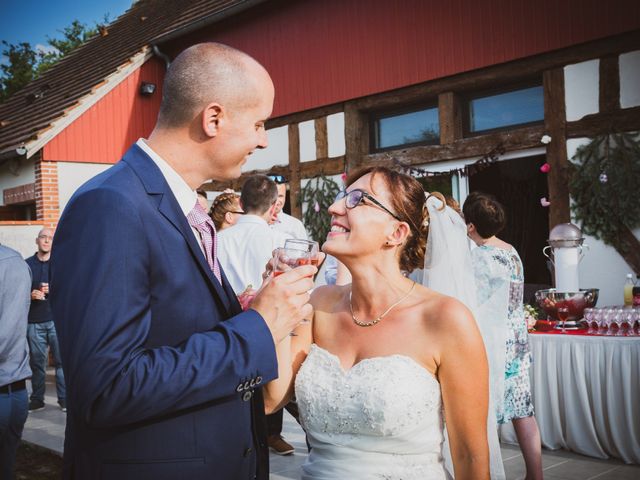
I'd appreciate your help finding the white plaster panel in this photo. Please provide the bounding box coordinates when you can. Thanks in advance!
[299,120,316,163]
[242,125,288,172]
[620,50,640,108]
[564,60,599,121]
[0,157,36,205]
[0,225,43,258]
[57,162,111,212]
[566,137,638,306]
[327,112,346,158]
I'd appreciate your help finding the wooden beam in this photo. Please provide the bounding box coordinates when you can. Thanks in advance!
[363,125,543,167]
[543,68,571,229]
[344,103,369,171]
[599,55,621,113]
[438,92,462,144]
[201,156,346,192]
[266,102,343,129]
[288,123,302,218]
[567,106,640,138]
[315,117,328,159]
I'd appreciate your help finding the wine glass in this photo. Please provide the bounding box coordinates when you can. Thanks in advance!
[556,305,570,334]
[611,308,625,336]
[584,308,596,334]
[601,308,615,336]
[284,239,320,266]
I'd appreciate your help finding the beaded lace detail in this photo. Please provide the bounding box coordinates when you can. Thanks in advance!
[295,344,447,479]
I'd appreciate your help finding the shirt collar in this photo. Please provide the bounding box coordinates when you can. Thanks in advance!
[136,138,197,216]
[235,214,269,226]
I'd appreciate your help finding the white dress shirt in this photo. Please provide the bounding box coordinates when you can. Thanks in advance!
[271,212,308,240]
[218,215,292,294]
[136,139,203,251]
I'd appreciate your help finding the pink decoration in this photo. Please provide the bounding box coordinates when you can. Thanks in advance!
[540,163,551,173]
[314,201,321,212]
[540,197,551,207]
[341,172,348,183]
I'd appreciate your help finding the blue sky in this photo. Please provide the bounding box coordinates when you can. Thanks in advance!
[0,0,133,58]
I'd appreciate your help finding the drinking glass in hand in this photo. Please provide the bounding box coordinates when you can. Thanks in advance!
[284,239,320,266]
[272,247,313,277]
[556,306,570,334]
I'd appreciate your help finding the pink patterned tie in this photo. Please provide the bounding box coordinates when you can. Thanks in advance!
[187,201,222,283]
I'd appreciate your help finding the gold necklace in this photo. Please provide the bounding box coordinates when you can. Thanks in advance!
[349,281,416,327]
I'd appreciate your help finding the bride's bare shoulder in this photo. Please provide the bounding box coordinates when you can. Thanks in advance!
[311,284,348,311]
[414,284,476,333]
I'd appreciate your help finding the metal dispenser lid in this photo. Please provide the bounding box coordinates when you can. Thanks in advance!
[548,223,584,248]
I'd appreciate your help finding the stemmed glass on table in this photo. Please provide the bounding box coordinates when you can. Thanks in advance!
[584,308,597,335]
[556,305,570,334]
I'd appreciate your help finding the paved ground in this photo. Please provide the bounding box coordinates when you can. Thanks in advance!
[23,370,639,479]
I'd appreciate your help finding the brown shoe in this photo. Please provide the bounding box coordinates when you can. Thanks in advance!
[268,435,294,455]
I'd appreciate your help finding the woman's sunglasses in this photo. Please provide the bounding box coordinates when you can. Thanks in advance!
[336,189,401,221]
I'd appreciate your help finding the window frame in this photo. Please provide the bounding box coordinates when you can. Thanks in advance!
[462,80,545,137]
[369,101,440,153]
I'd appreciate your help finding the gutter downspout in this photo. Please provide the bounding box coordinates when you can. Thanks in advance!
[152,45,171,69]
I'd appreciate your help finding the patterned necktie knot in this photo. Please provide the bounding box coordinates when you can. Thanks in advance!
[187,201,221,282]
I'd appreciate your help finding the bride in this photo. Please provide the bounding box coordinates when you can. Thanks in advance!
[263,166,490,479]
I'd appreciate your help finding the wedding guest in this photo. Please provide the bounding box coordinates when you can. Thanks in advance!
[0,244,31,480]
[264,166,490,479]
[209,191,243,231]
[269,175,308,239]
[463,191,543,480]
[25,228,66,412]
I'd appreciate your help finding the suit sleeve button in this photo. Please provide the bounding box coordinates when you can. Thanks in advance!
[237,383,244,392]
[256,376,263,385]
[242,391,253,402]
[243,447,253,457]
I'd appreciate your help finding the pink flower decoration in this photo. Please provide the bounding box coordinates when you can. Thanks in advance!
[540,163,551,173]
[314,201,320,212]
[540,197,551,207]
[341,172,348,183]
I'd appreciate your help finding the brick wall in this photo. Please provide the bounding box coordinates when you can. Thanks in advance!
[35,157,60,228]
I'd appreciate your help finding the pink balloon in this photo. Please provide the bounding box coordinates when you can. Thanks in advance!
[540,163,551,173]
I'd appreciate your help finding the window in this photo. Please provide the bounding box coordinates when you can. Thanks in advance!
[467,84,544,134]
[372,105,439,151]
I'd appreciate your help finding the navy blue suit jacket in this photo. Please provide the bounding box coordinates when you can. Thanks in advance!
[50,145,278,480]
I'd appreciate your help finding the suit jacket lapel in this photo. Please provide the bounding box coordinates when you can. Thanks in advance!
[123,145,233,317]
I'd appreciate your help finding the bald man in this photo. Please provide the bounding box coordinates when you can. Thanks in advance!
[50,43,316,480]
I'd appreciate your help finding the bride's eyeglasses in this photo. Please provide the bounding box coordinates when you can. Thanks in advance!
[336,189,401,221]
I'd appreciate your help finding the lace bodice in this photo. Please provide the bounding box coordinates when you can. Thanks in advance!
[295,344,447,479]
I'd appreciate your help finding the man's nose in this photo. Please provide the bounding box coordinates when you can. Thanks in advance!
[256,130,268,149]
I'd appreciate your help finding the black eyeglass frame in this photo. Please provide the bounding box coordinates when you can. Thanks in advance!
[337,189,402,221]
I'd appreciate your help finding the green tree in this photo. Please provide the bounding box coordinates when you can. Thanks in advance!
[0,41,38,102]
[37,20,98,74]
[1,17,106,102]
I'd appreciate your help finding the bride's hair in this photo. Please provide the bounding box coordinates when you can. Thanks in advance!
[345,166,440,273]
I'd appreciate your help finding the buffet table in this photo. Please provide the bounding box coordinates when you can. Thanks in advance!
[500,333,640,464]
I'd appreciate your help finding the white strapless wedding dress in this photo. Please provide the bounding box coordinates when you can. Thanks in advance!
[295,344,447,479]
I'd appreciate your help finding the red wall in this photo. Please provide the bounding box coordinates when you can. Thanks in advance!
[43,0,640,164]
[43,57,164,163]
[170,0,640,118]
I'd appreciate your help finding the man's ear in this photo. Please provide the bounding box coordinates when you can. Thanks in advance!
[202,102,224,138]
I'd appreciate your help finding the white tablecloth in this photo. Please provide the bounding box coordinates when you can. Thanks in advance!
[500,334,640,464]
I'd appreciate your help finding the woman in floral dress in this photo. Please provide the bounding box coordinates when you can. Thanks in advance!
[463,191,543,480]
